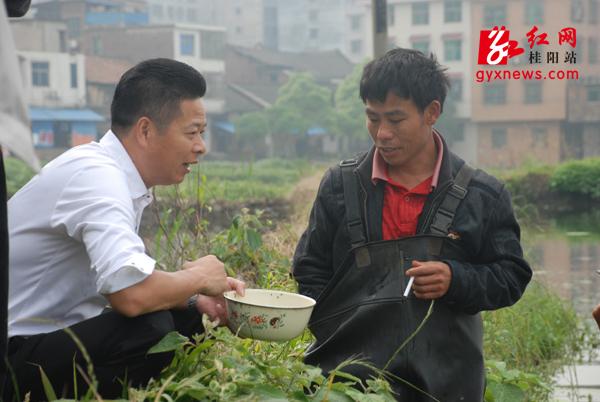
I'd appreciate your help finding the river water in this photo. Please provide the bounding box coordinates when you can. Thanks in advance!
[525,212,600,401]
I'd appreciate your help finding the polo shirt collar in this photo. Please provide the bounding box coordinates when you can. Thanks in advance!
[99,130,150,200]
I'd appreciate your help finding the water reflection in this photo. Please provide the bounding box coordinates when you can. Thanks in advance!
[527,212,600,318]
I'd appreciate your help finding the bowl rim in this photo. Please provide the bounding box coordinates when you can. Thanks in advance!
[223,288,316,310]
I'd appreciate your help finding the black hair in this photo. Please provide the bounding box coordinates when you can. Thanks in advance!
[110,58,206,134]
[359,48,449,113]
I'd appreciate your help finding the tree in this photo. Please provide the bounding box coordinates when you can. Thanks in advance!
[334,63,371,153]
[232,112,270,158]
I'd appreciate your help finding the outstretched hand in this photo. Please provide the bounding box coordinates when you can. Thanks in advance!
[404,260,452,300]
[194,277,246,325]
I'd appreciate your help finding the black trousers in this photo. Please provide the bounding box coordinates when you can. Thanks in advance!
[3,308,203,401]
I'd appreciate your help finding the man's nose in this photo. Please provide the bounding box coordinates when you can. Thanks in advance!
[193,137,206,155]
[376,123,394,141]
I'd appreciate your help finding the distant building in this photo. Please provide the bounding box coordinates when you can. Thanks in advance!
[471,0,600,167]
[10,18,103,155]
[146,0,225,26]
[82,23,226,150]
[223,45,354,157]
[385,0,477,164]
[224,0,372,63]
[85,55,133,132]
[31,0,148,46]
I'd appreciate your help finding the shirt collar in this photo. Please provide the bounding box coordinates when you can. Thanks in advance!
[371,130,445,188]
[99,130,151,200]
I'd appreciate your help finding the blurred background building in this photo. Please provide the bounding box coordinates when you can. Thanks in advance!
[9,0,600,167]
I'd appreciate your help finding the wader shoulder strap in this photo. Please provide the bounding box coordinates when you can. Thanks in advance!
[430,163,476,236]
[339,158,366,248]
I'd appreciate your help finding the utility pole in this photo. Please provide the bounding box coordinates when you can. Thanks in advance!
[371,0,388,58]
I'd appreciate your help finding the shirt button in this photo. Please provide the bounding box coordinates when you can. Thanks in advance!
[404,196,410,202]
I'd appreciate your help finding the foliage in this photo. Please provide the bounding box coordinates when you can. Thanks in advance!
[232,112,271,158]
[4,156,35,197]
[269,72,336,138]
[550,157,600,198]
[484,360,549,402]
[131,322,397,402]
[155,159,315,203]
[334,63,367,142]
[482,282,598,401]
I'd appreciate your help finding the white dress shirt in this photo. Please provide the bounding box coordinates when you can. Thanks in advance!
[8,131,156,337]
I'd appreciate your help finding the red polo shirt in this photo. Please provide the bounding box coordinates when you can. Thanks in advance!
[372,132,444,240]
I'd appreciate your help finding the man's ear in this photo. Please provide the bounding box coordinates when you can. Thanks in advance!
[424,100,441,126]
[132,117,154,147]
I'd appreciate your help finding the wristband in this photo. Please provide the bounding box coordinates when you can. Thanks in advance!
[187,294,199,311]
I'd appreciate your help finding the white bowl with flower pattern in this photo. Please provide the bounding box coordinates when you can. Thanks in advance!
[224,289,316,341]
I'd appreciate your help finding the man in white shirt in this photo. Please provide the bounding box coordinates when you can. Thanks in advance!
[5,58,245,400]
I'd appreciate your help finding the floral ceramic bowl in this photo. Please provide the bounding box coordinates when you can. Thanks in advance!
[224,289,316,341]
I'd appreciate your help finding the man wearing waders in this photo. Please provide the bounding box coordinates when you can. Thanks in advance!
[292,48,532,401]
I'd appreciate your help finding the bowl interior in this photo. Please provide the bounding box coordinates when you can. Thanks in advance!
[224,289,315,309]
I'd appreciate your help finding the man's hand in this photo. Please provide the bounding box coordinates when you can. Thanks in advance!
[593,303,600,331]
[404,260,452,300]
[183,255,228,296]
[194,277,246,325]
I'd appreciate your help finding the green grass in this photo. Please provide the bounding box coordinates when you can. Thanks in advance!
[155,159,317,204]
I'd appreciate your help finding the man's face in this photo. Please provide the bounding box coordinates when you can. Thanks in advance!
[365,92,435,170]
[145,98,206,187]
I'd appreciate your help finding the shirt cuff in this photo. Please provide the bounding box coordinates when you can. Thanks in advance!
[97,253,156,294]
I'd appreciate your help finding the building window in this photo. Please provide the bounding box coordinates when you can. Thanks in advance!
[591,0,599,23]
[66,17,80,38]
[449,77,463,101]
[484,4,506,27]
[31,61,49,87]
[188,8,198,23]
[235,6,241,15]
[152,4,163,19]
[525,0,544,24]
[351,15,361,31]
[524,82,542,103]
[309,9,318,22]
[572,0,584,22]
[412,2,429,25]
[235,26,242,34]
[444,0,462,23]
[412,40,430,55]
[589,37,598,63]
[351,39,362,54]
[588,84,600,101]
[70,63,77,88]
[59,30,67,52]
[201,31,225,59]
[444,39,462,61]
[388,4,395,26]
[532,127,547,147]
[180,34,194,56]
[491,128,507,149]
[309,28,319,39]
[484,82,507,104]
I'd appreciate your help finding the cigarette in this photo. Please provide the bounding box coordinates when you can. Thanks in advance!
[403,276,415,297]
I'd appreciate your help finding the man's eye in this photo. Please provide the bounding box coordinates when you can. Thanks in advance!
[368,118,379,123]
[389,120,403,124]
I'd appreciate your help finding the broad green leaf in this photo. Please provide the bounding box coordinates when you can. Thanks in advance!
[148,331,189,354]
[251,384,288,401]
[486,381,525,402]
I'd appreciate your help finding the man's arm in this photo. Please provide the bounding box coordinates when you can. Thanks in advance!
[593,304,600,330]
[105,255,233,317]
[292,168,340,301]
[411,187,532,314]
